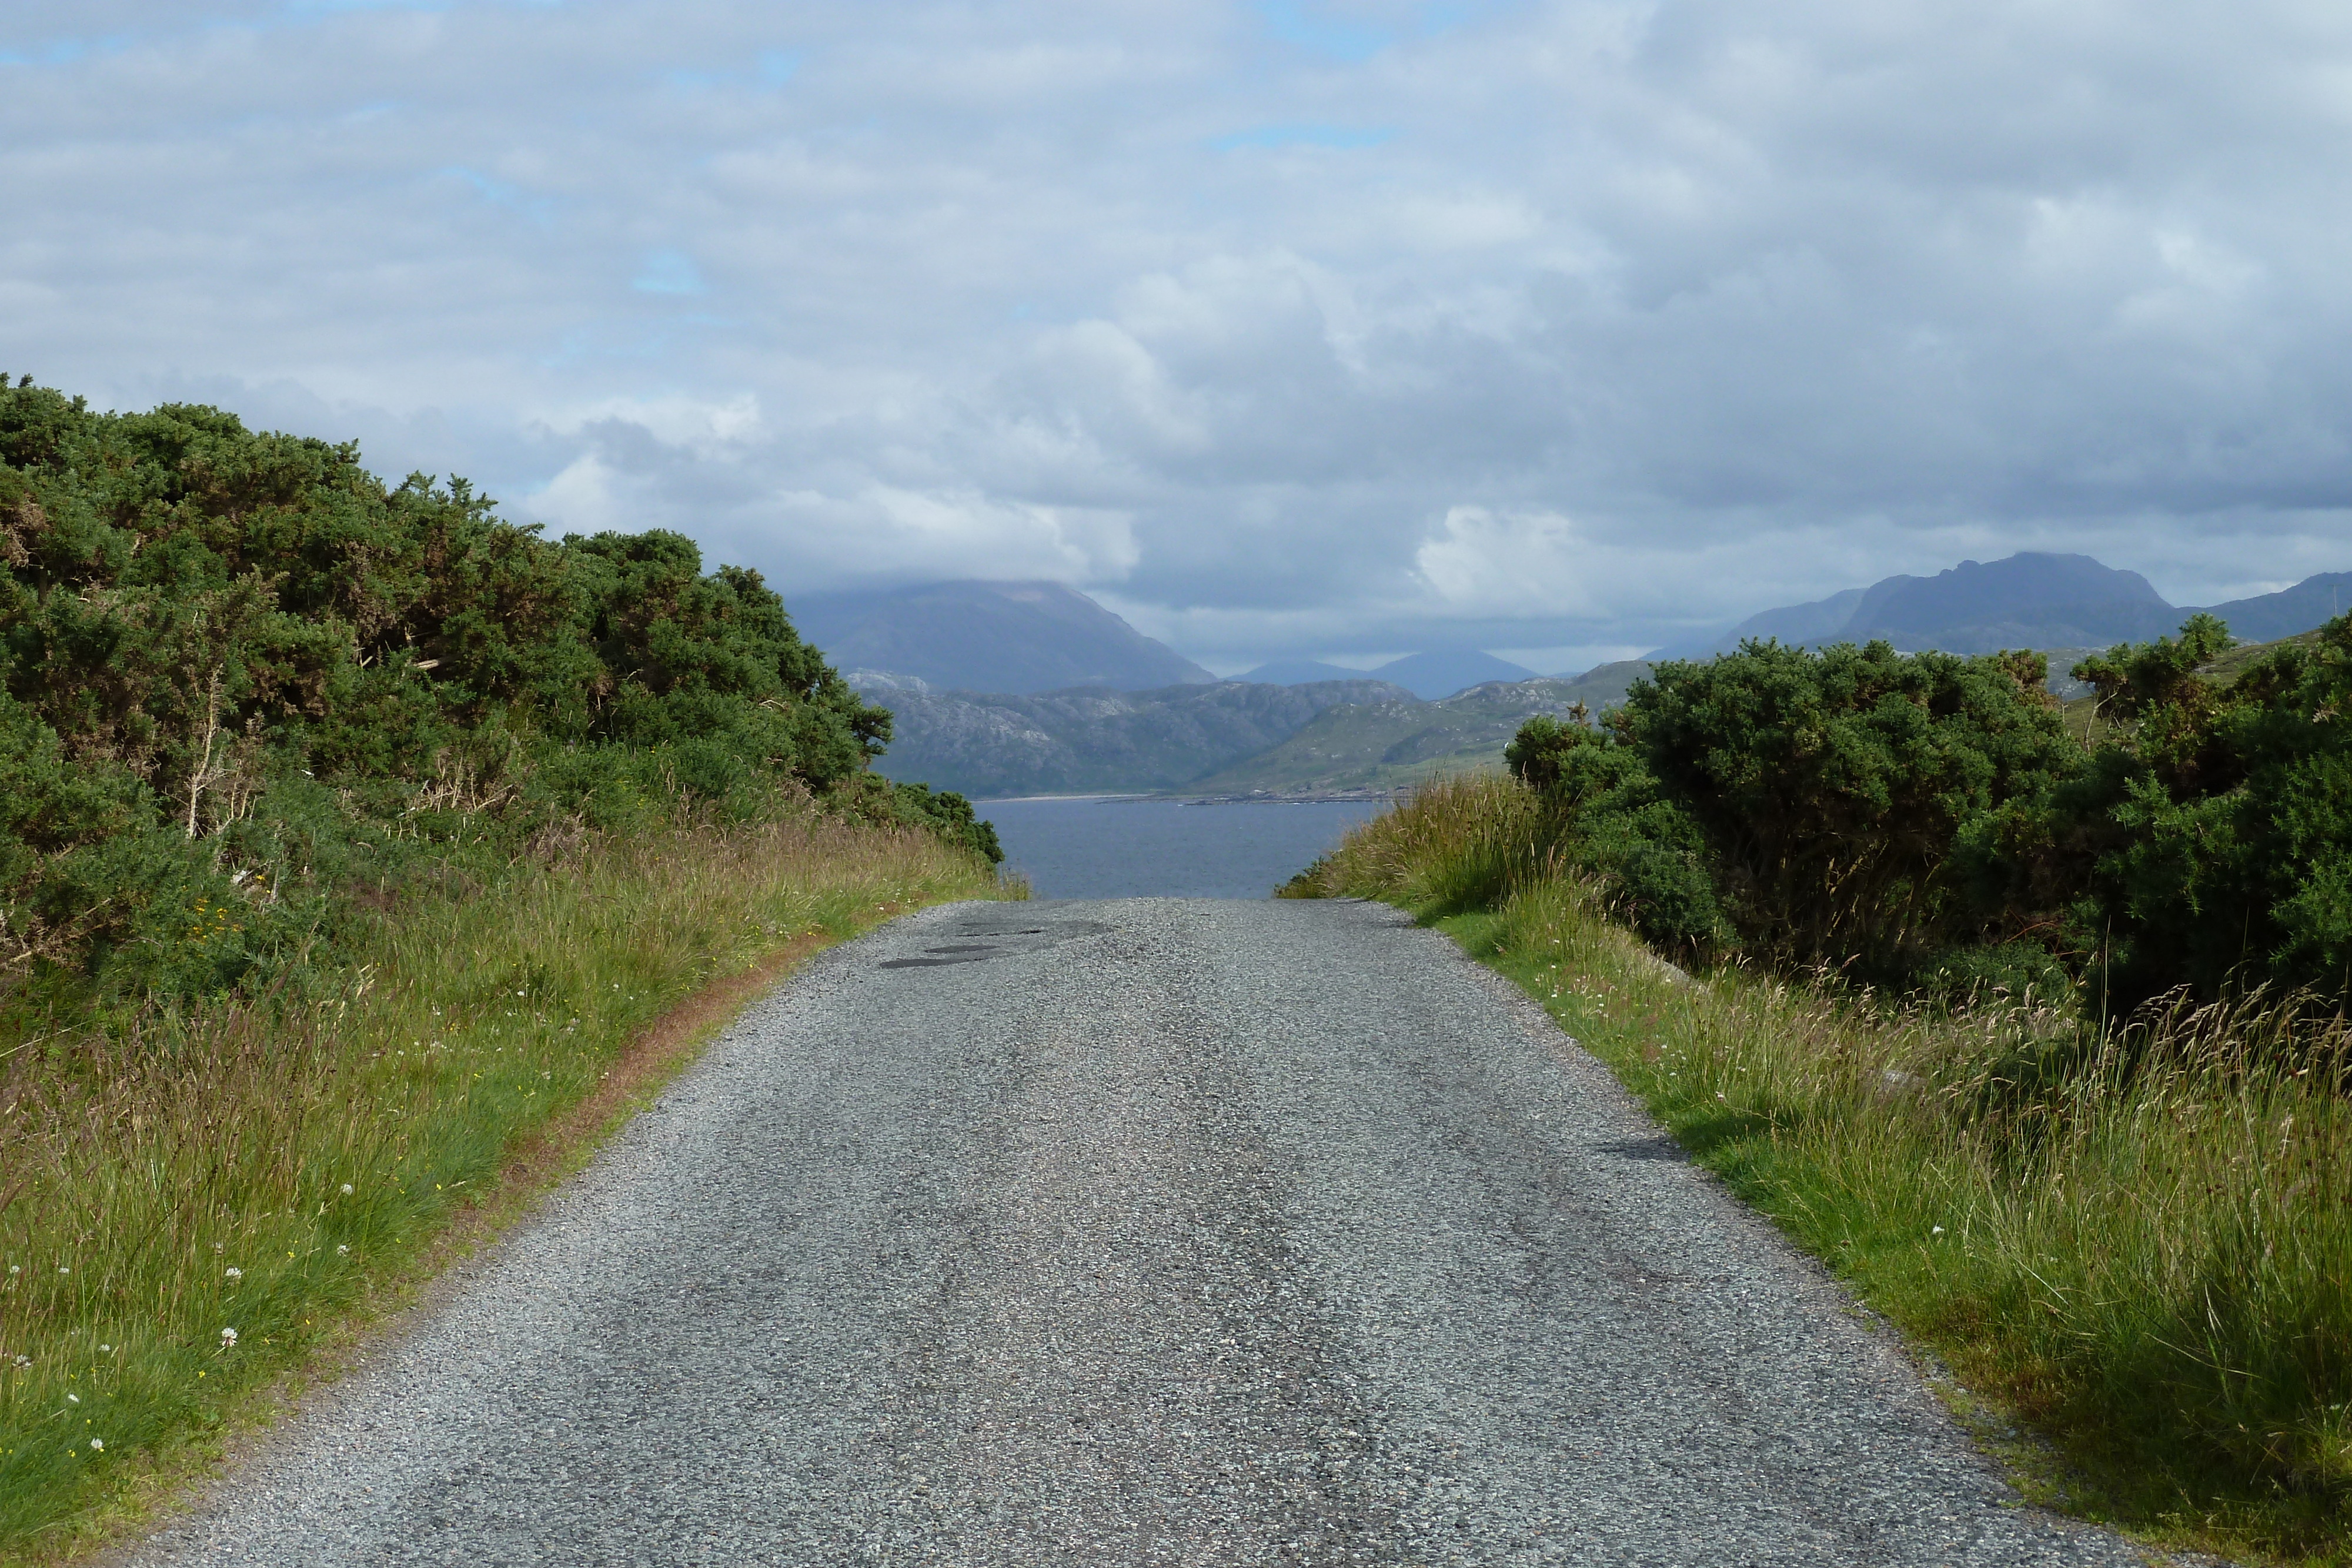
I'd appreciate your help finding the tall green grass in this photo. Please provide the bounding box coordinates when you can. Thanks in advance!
[1294,774,2352,1564]
[0,809,1008,1558]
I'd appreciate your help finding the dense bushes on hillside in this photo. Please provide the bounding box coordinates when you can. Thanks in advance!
[1503,614,2352,1011]
[0,382,997,1008]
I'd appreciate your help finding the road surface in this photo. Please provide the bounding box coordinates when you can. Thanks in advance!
[138,898,2152,1566]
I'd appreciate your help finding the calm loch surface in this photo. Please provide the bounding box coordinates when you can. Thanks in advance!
[974,797,1388,899]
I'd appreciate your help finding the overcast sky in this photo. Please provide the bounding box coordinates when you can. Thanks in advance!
[5,1,2348,672]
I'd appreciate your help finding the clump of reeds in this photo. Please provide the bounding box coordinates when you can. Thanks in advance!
[1282,773,1551,911]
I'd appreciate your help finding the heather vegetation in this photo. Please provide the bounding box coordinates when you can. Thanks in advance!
[1288,616,2352,1560]
[0,379,998,1022]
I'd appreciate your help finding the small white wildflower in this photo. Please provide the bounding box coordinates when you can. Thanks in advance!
[98,1345,111,1353]
[219,1327,238,1347]
[89,1437,103,1451]
[58,1265,69,1275]
[7,1265,16,1275]
[1931,1225,1946,1236]
[340,1183,354,1195]
[223,1266,242,1280]
[66,1393,79,1404]
[336,1245,349,1256]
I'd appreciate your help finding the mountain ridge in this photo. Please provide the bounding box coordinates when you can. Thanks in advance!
[863,677,1414,798]
[1655,553,2349,660]
[791,580,1214,695]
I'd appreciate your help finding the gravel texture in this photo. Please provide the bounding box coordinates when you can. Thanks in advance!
[135,898,2157,1566]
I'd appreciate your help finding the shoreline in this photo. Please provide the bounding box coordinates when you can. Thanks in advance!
[975,791,1406,806]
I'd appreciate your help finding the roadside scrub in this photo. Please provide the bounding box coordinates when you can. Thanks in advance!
[0,807,1011,1560]
[1288,773,2352,1566]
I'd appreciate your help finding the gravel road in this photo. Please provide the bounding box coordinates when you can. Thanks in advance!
[136,898,2156,1566]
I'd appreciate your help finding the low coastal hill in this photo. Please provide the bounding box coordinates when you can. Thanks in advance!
[1187,662,1652,796]
[864,663,1646,800]
[867,678,1412,797]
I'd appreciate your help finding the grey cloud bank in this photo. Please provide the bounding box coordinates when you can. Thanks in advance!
[4,0,2347,668]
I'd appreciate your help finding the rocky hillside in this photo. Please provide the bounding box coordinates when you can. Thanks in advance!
[866,678,1411,797]
[1188,667,1641,795]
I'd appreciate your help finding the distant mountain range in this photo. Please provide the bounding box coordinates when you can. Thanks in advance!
[1653,553,2352,659]
[865,678,1413,798]
[811,556,2350,799]
[1187,662,1651,796]
[789,580,1214,696]
[1240,650,1541,699]
[861,660,1656,800]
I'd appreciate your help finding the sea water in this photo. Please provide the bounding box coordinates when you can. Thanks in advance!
[974,797,1389,900]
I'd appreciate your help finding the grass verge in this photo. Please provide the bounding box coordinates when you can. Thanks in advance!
[1291,774,2352,1567]
[0,809,1011,1560]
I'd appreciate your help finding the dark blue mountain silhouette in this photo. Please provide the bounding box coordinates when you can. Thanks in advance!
[1652,553,2347,659]
[791,580,1214,696]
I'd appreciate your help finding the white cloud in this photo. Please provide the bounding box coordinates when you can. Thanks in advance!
[547,393,764,455]
[768,486,1140,586]
[530,453,635,537]
[3,0,2348,667]
[1415,506,1599,618]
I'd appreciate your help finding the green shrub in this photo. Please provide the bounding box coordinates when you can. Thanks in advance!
[2052,613,2352,1011]
[0,382,993,1009]
[1625,640,2080,973]
[1503,715,1729,955]
[1504,616,2352,1017]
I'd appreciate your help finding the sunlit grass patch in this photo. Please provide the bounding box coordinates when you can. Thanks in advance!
[0,810,1009,1558]
[1301,776,2352,1566]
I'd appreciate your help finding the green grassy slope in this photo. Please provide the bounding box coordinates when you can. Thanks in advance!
[1185,664,1649,795]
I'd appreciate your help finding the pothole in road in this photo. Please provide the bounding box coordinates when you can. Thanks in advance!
[877,919,1113,969]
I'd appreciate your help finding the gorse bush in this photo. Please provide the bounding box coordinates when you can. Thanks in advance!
[1498,616,2352,1012]
[0,382,997,1010]
[2056,614,2352,1009]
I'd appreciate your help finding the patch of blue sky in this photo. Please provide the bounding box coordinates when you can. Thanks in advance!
[1411,1,1516,38]
[660,49,799,92]
[1254,1,1389,62]
[283,0,553,13]
[439,166,556,224]
[537,324,704,369]
[444,166,522,203]
[0,33,123,68]
[1214,123,1394,152]
[276,0,457,21]
[633,250,707,297]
